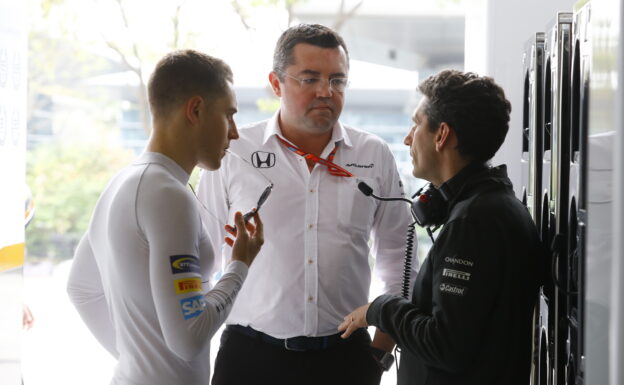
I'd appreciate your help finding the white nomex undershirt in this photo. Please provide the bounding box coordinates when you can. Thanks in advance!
[67,152,247,385]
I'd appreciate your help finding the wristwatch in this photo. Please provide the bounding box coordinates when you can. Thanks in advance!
[370,346,395,371]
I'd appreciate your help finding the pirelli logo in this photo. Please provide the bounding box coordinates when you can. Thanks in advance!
[442,268,471,281]
[174,278,202,295]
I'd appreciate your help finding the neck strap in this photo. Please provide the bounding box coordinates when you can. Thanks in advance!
[276,135,353,177]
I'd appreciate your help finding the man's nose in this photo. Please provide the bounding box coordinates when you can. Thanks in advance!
[229,123,239,140]
[315,79,333,98]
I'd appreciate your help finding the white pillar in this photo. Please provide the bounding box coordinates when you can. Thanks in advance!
[610,1,624,384]
[464,0,576,192]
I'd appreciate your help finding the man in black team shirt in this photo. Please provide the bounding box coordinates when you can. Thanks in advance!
[340,69,541,385]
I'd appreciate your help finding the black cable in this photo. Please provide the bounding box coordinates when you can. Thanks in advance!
[426,225,440,244]
[402,221,417,299]
[370,193,413,205]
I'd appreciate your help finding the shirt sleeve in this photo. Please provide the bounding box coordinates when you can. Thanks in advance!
[139,181,247,362]
[366,215,503,373]
[67,233,119,358]
[370,142,418,296]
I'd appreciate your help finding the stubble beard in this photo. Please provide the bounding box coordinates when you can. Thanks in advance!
[301,111,337,135]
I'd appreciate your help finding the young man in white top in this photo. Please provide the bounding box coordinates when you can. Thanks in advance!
[199,24,413,385]
[67,49,264,385]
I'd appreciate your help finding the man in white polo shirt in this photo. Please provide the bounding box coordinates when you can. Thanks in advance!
[199,24,414,385]
[67,49,264,385]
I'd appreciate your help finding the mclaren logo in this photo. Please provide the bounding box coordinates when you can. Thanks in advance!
[346,163,374,168]
[251,151,276,168]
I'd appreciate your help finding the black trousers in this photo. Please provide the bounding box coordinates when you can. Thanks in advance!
[212,326,383,385]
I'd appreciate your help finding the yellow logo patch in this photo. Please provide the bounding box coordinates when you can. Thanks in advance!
[174,278,202,295]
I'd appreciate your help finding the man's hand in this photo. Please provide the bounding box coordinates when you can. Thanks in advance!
[338,303,371,338]
[225,211,264,267]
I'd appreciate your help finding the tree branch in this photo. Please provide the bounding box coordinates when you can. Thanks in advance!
[333,0,364,31]
[172,1,186,49]
[230,0,252,31]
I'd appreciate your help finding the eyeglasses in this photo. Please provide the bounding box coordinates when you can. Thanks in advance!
[190,150,273,234]
[279,71,349,93]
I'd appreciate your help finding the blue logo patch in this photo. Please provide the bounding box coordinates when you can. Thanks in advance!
[170,255,200,274]
[180,295,205,319]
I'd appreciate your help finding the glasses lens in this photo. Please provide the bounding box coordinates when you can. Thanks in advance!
[331,78,348,92]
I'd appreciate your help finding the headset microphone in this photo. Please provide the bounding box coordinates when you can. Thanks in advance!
[357,180,417,299]
[357,180,451,298]
[357,181,412,204]
[357,181,448,230]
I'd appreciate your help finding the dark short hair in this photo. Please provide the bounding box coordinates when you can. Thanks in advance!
[273,23,349,78]
[418,69,512,162]
[148,49,233,117]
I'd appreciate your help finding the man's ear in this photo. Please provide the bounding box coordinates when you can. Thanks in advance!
[435,122,453,152]
[269,72,282,97]
[185,96,203,125]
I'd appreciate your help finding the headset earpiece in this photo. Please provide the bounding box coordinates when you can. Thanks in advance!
[410,183,450,228]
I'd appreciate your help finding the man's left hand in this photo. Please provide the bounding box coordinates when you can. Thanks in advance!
[338,303,371,338]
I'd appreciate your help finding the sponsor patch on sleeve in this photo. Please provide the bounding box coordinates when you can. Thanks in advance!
[180,295,205,319]
[174,277,203,295]
[170,255,200,274]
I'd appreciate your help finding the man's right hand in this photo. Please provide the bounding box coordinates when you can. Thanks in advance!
[225,211,264,267]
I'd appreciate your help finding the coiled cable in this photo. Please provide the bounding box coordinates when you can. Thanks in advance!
[402,221,417,299]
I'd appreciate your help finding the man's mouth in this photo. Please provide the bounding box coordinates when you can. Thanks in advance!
[309,103,333,112]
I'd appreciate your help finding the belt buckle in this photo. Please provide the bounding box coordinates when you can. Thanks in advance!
[284,338,306,352]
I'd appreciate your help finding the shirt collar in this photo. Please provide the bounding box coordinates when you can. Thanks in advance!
[134,151,191,185]
[262,109,353,149]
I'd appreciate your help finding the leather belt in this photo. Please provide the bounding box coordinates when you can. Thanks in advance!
[226,324,368,352]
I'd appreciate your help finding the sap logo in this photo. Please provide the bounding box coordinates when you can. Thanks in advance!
[439,283,467,296]
[170,255,200,275]
[251,151,276,168]
[442,268,471,281]
[180,295,205,319]
[444,256,474,267]
[174,278,202,295]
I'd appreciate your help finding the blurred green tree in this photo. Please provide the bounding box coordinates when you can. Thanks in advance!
[26,141,134,260]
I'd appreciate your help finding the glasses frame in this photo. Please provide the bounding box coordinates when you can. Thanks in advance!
[278,71,349,93]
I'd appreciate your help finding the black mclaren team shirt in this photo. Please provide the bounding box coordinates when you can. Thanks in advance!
[367,164,542,385]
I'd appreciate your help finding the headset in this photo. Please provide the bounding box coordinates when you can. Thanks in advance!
[357,180,451,298]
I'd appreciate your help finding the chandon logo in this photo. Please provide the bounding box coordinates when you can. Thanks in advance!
[444,256,474,267]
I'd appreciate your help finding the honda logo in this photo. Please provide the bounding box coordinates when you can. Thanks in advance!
[251,151,276,168]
